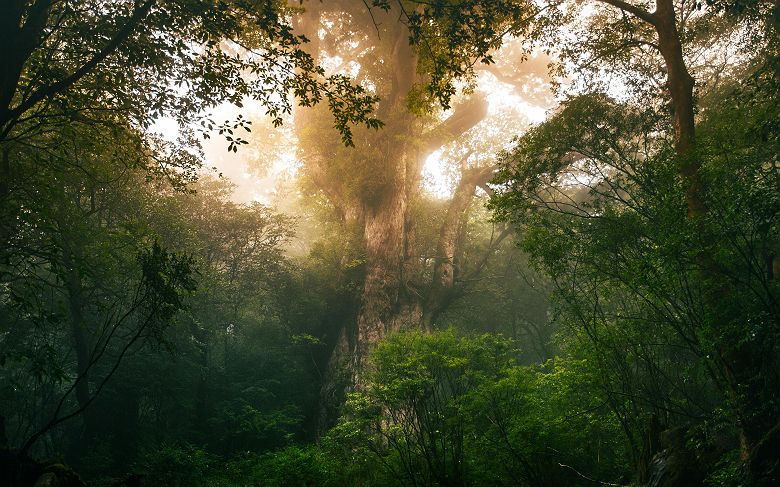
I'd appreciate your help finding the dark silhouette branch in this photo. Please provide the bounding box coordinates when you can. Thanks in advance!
[1,0,157,139]
[597,0,657,26]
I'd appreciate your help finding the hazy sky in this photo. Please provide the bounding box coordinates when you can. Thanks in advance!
[151,45,555,204]
[152,102,283,203]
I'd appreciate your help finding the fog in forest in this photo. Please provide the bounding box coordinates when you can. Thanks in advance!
[1,1,779,486]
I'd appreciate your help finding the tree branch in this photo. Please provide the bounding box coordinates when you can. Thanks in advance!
[3,0,157,137]
[421,94,488,155]
[421,163,501,328]
[596,0,657,26]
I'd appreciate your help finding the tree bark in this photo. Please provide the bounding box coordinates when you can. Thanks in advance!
[422,164,495,329]
[354,147,414,363]
[652,0,704,218]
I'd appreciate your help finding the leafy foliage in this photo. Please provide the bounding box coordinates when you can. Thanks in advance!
[0,0,383,148]
[490,57,780,484]
[321,330,628,487]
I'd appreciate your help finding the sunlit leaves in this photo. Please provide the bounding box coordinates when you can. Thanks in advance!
[1,0,383,153]
[399,0,563,109]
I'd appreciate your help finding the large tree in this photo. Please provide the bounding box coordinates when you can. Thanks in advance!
[550,1,780,478]
[289,1,544,407]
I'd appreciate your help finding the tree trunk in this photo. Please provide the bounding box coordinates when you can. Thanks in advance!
[653,0,703,219]
[600,0,777,479]
[60,244,98,455]
[355,158,411,363]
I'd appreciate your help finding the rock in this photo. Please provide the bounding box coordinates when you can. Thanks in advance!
[645,427,705,487]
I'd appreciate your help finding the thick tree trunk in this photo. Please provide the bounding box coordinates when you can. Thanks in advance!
[355,155,411,363]
[298,9,424,381]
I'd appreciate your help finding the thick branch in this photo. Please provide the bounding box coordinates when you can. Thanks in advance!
[596,0,657,26]
[389,22,417,107]
[421,94,488,155]
[422,163,498,328]
[0,0,54,129]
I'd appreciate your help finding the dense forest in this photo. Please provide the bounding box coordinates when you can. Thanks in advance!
[1,1,778,486]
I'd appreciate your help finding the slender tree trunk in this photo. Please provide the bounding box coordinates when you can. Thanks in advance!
[653,0,704,219]
[191,321,210,441]
[0,146,12,266]
[601,0,777,479]
[61,244,99,455]
[61,251,90,414]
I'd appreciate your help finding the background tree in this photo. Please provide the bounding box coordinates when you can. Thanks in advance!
[0,111,200,458]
